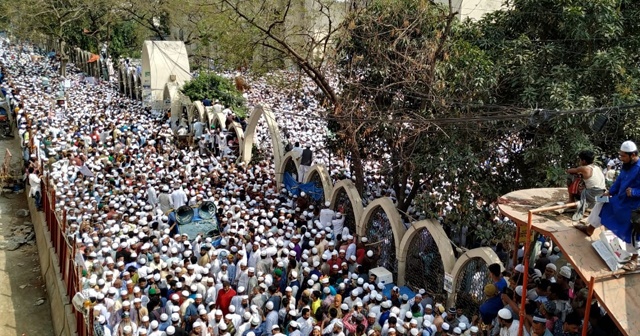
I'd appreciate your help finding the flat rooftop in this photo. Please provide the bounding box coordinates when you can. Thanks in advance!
[498,188,636,336]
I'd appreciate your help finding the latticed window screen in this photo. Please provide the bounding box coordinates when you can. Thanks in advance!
[404,228,445,296]
[335,188,357,234]
[229,129,242,157]
[365,207,398,282]
[255,119,275,158]
[454,258,490,317]
[307,171,326,206]
[212,117,221,129]
[284,158,298,179]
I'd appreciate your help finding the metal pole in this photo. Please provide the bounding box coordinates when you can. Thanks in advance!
[513,224,520,268]
[518,211,533,336]
[516,202,578,336]
[582,276,595,336]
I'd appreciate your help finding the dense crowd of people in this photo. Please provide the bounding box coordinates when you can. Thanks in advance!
[0,40,623,336]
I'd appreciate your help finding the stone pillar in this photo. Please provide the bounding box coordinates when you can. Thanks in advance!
[397,255,407,286]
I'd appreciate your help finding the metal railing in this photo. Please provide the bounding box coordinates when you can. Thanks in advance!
[40,176,93,336]
[12,57,94,336]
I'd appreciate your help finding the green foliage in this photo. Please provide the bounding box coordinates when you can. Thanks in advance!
[335,0,502,201]
[329,0,520,247]
[180,72,248,117]
[330,0,640,248]
[474,0,640,188]
[109,21,143,59]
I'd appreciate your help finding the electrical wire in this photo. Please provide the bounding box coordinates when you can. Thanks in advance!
[256,102,640,126]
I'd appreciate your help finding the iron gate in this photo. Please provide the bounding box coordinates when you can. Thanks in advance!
[284,157,299,181]
[365,207,398,282]
[453,257,490,317]
[307,170,326,206]
[334,188,357,235]
[404,228,445,296]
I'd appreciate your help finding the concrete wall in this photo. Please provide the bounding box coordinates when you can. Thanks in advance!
[142,41,191,102]
[433,0,506,21]
[27,190,77,336]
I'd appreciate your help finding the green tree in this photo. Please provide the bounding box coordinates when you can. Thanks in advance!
[333,0,504,214]
[108,21,145,59]
[474,0,640,189]
[181,72,249,117]
[1,0,90,74]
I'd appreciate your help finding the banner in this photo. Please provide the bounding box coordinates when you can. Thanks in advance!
[283,172,323,201]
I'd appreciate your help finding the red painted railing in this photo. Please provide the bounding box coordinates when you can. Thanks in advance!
[40,176,92,336]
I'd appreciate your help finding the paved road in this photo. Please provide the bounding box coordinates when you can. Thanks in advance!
[0,129,54,336]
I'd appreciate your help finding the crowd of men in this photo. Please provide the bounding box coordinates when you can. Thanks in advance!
[0,40,621,336]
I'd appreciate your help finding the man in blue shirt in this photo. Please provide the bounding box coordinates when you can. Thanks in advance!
[479,284,502,325]
[488,263,507,292]
[580,141,640,271]
[378,301,391,326]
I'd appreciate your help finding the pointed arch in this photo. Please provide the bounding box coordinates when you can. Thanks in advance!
[448,247,502,309]
[206,107,226,130]
[135,76,142,100]
[141,41,191,102]
[240,105,284,168]
[360,197,406,281]
[72,48,80,64]
[99,59,106,80]
[193,101,206,123]
[186,102,196,126]
[329,179,364,235]
[124,68,130,95]
[118,67,126,94]
[80,51,87,72]
[276,151,301,186]
[230,121,245,143]
[90,57,97,77]
[303,164,333,202]
[397,219,456,287]
[205,107,216,128]
[128,71,135,99]
[359,197,406,248]
[83,51,91,73]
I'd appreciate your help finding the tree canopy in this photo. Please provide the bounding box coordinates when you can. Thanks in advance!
[181,72,248,117]
[473,0,640,189]
[326,0,640,246]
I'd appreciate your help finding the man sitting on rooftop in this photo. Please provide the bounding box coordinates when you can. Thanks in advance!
[565,150,606,221]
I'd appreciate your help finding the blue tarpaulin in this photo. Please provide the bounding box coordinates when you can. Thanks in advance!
[381,283,416,300]
[283,172,324,201]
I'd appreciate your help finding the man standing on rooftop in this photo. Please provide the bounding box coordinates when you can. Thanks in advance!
[578,141,640,271]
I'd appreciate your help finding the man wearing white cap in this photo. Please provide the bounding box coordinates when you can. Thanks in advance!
[248,243,261,269]
[291,142,303,163]
[158,186,174,214]
[319,201,334,228]
[332,213,345,240]
[542,264,557,283]
[114,311,138,336]
[95,315,112,336]
[530,315,552,336]
[497,308,525,336]
[171,184,188,209]
[344,235,357,261]
[184,294,203,332]
[581,140,640,271]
